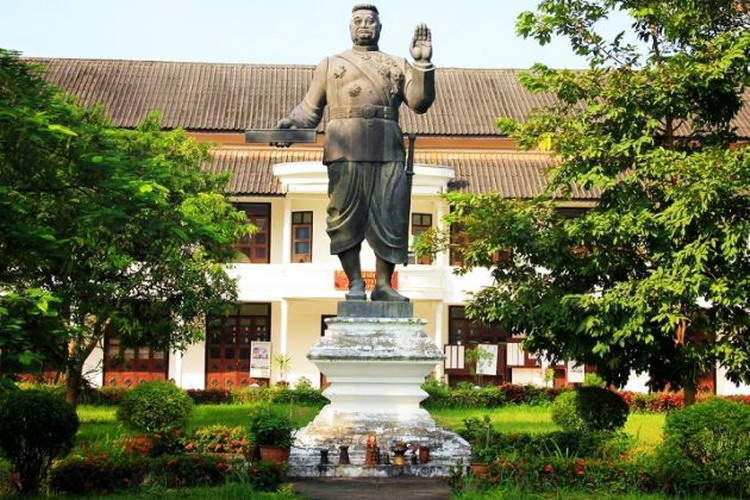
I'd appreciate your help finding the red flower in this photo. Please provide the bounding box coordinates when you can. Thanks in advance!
[543,463,554,473]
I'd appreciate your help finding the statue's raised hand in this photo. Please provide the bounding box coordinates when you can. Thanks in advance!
[410,24,432,65]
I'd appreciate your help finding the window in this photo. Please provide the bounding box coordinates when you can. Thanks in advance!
[235,203,271,263]
[409,213,433,265]
[291,211,313,263]
[448,306,509,344]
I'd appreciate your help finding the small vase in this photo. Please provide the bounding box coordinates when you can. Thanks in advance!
[259,445,290,464]
[470,463,489,477]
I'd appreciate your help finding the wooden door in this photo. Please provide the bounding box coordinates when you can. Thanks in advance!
[205,303,271,389]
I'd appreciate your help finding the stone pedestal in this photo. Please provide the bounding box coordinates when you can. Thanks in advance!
[287,302,470,478]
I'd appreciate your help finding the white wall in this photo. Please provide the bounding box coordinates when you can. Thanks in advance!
[82,345,103,387]
[716,365,750,395]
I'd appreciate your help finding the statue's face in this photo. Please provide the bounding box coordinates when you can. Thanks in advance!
[350,9,381,46]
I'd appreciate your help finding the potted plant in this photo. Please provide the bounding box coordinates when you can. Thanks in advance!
[248,406,295,464]
[272,354,292,387]
[469,445,495,477]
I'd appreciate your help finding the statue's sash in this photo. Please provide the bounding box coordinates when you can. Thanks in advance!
[336,51,392,104]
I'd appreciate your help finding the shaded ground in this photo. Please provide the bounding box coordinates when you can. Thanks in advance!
[292,478,450,500]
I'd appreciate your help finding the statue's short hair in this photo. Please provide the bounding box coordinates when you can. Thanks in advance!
[352,4,379,15]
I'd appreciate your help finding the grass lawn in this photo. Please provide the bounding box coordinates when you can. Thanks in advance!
[74,403,665,451]
[431,406,665,450]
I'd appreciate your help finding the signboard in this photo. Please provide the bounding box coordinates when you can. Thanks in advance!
[250,341,272,379]
[567,360,585,384]
[334,270,398,291]
[444,345,465,370]
[477,344,498,376]
[506,342,524,366]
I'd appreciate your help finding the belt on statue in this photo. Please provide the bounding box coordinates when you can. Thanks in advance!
[329,105,398,121]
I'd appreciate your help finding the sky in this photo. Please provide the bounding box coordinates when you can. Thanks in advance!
[0,0,635,69]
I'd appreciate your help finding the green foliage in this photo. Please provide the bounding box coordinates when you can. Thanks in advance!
[552,388,629,432]
[0,49,252,400]
[657,398,750,496]
[421,380,558,408]
[0,389,79,493]
[270,386,329,407]
[186,425,250,455]
[457,455,658,496]
[148,454,228,488]
[117,381,193,435]
[247,406,296,448]
[229,461,286,492]
[50,454,147,495]
[582,373,606,388]
[421,2,750,395]
[460,415,630,463]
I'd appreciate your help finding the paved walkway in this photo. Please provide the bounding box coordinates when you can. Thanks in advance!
[291,478,451,500]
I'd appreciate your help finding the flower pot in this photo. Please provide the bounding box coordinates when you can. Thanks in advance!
[259,445,290,464]
[470,463,489,477]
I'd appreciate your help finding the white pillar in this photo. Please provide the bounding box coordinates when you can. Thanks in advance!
[434,301,445,381]
[168,349,182,386]
[280,299,289,355]
[282,197,292,264]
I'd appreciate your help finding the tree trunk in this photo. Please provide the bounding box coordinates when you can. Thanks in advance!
[683,379,697,407]
[65,367,81,407]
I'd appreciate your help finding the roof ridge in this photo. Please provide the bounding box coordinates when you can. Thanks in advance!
[25,56,534,72]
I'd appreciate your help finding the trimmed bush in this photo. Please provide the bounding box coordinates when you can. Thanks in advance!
[657,398,750,496]
[50,454,147,494]
[117,381,193,434]
[149,453,228,488]
[271,386,328,407]
[552,387,628,432]
[187,388,233,404]
[248,406,296,448]
[0,389,79,494]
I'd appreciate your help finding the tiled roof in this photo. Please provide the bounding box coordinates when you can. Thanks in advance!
[207,147,595,200]
[33,57,749,138]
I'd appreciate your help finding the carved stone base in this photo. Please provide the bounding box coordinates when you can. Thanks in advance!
[287,308,470,478]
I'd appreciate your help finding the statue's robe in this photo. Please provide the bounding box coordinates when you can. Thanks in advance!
[284,46,435,264]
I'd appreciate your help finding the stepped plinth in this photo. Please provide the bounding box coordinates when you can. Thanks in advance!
[287,301,470,478]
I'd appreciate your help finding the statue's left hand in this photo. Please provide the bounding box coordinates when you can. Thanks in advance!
[410,24,432,65]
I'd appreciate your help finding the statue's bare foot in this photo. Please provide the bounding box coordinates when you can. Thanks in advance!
[345,280,367,301]
[371,285,409,302]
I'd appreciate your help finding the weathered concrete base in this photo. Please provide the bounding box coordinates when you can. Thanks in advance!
[288,308,470,478]
[289,463,461,478]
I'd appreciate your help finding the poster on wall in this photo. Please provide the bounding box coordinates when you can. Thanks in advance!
[567,360,585,383]
[477,344,499,376]
[250,341,272,379]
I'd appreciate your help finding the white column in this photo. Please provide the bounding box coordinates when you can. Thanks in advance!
[281,197,292,264]
[168,349,182,386]
[434,301,445,381]
[280,299,289,355]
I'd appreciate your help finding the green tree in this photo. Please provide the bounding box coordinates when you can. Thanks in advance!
[417,1,750,404]
[0,49,252,404]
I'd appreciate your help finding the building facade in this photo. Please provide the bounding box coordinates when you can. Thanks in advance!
[36,58,750,395]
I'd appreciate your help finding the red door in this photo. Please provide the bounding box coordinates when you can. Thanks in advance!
[205,303,271,389]
[104,334,168,387]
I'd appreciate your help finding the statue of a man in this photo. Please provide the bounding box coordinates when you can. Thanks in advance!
[277,3,435,302]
